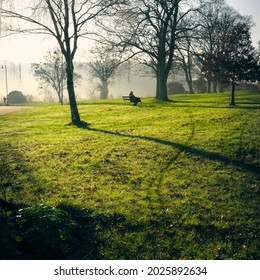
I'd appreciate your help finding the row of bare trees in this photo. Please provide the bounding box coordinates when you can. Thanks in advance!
[0,0,259,124]
[193,0,259,104]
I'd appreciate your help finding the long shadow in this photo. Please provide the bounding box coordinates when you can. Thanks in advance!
[1,198,259,259]
[78,123,260,174]
[172,104,260,110]
[158,99,260,109]
[75,95,260,110]
[1,132,259,260]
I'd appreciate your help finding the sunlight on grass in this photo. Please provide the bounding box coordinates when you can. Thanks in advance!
[0,91,259,259]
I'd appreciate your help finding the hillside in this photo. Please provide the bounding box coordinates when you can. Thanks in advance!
[0,91,259,259]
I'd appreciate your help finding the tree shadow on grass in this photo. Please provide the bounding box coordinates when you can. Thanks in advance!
[1,197,259,260]
[0,200,105,259]
[160,99,260,110]
[0,144,101,260]
[77,122,260,175]
[1,138,259,260]
[173,104,260,110]
[106,217,260,259]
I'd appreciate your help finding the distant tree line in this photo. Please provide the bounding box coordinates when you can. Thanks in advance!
[0,0,260,123]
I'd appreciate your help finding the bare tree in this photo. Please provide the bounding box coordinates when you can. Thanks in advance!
[193,0,253,93]
[87,45,122,99]
[32,49,66,104]
[0,0,117,125]
[193,0,227,92]
[32,49,82,104]
[99,0,200,101]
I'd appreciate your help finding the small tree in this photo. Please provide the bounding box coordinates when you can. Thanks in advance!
[32,50,66,104]
[255,41,260,86]
[193,0,249,93]
[32,49,81,104]
[219,22,257,105]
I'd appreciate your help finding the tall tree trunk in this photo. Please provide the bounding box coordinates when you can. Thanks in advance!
[100,80,109,99]
[156,61,169,101]
[213,80,217,93]
[187,80,194,94]
[58,74,64,105]
[65,57,81,124]
[184,65,194,94]
[230,80,236,105]
[207,79,211,93]
[186,45,194,94]
[156,72,168,100]
[156,71,160,99]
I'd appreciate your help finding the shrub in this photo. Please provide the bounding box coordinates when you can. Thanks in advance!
[7,91,28,104]
[193,77,207,93]
[0,204,101,260]
[167,81,186,94]
[0,208,20,259]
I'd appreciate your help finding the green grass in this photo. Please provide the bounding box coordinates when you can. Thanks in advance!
[0,91,260,259]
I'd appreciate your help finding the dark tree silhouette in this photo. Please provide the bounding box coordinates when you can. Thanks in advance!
[194,0,252,93]
[100,0,200,101]
[219,22,258,105]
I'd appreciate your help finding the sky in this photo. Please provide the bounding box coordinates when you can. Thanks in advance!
[226,0,260,46]
[0,0,259,64]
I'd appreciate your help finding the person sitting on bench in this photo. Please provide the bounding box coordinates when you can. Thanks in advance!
[129,91,141,106]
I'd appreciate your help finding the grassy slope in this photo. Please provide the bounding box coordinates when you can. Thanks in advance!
[0,91,259,259]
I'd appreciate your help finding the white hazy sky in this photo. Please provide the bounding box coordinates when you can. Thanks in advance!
[0,0,259,64]
[226,0,260,45]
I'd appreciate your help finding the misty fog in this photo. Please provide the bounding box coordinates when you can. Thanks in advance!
[0,60,158,103]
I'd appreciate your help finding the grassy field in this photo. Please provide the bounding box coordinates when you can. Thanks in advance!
[0,91,259,259]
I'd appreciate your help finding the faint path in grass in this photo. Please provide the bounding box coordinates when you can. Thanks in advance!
[0,106,34,115]
[150,121,196,188]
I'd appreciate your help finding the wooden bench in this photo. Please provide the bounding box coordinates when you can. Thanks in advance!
[122,95,142,104]
[122,95,130,101]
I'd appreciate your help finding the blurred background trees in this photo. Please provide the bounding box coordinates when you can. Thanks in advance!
[0,0,259,107]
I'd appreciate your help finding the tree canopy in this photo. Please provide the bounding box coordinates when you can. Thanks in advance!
[193,0,256,94]
[99,0,201,101]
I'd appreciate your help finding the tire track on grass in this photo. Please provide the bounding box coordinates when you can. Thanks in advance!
[150,118,196,189]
